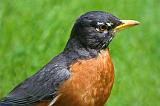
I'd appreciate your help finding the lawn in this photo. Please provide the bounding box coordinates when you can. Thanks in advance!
[0,0,160,106]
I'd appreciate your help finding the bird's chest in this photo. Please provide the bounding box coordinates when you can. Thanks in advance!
[56,49,114,106]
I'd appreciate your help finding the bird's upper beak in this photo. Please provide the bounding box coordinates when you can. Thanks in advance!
[113,20,140,32]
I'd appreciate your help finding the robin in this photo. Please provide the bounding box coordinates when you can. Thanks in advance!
[0,11,139,106]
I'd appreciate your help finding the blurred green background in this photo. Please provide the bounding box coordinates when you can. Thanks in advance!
[0,0,160,106]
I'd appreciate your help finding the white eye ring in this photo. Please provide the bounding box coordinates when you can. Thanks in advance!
[96,27,100,32]
[106,22,113,27]
[96,26,108,33]
[96,22,107,32]
[97,22,104,25]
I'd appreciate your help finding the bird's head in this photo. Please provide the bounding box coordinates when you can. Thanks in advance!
[67,11,139,51]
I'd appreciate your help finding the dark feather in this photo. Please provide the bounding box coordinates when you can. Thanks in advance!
[0,53,71,106]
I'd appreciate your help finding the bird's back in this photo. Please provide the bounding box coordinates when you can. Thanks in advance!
[0,53,71,106]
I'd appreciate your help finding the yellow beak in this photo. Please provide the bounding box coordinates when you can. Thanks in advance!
[114,20,140,32]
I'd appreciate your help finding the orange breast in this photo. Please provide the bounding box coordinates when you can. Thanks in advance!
[54,49,114,106]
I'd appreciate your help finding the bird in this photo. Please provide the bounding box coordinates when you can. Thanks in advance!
[0,11,139,106]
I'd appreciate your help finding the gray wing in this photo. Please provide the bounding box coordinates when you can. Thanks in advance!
[0,64,70,106]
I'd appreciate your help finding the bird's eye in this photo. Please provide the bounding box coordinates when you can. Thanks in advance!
[96,22,113,32]
[96,24,107,33]
[99,25,107,32]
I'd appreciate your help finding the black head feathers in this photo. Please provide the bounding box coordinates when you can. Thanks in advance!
[69,11,122,50]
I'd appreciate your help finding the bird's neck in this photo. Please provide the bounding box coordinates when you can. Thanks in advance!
[64,37,99,59]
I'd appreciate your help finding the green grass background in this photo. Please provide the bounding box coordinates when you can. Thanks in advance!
[0,0,160,106]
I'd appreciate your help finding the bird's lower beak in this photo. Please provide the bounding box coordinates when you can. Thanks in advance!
[113,20,140,32]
